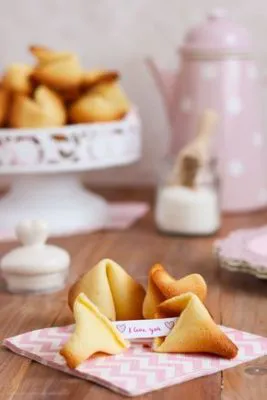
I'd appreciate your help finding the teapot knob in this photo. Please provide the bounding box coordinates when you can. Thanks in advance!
[16,220,49,246]
[208,8,228,20]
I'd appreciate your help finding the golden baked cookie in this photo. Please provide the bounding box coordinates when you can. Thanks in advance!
[56,86,84,104]
[91,81,130,112]
[82,69,119,89]
[68,259,146,321]
[30,45,83,90]
[60,293,129,368]
[30,45,59,62]
[69,93,125,123]
[143,264,207,319]
[2,63,33,95]
[69,82,130,123]
[142,273,165,320]
[0,87,10,126]
[9,85,66,128]
[153,292,238,359]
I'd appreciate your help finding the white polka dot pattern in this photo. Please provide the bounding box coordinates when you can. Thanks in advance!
[225,33,237,45]
[252,132,263,147]
[226,97,242,115]
[228,160,244,177]
[247,65,258,80]
[167,57,266,212]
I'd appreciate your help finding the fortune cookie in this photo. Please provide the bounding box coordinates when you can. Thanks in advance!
[0,87,10,126]
[30,45,83,90]
[142,273,165,320]
[2,63,33,95]
[92,81,130,112]
[69,94,124,123]
[69,81,130,123]
[29,45,56,62]
[60,293,129,368]
[9,85,66,128]
[82,69,119,89]
[68,259,146,321]
[56,86,84,104]
[143,264,207,319]
[30,45,77,64]
[153,292,238,359]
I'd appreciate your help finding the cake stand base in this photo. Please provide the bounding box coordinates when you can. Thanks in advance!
[0,174,108,236]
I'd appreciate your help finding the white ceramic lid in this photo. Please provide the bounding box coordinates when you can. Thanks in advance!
[180,8,252,56]
[0,220,70,275]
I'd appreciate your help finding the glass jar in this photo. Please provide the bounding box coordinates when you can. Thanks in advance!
[155,157,221,236]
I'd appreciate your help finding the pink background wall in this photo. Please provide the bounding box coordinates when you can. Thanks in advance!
[0,0,267,185]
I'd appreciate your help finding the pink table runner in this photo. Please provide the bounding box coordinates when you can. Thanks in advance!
[0,202,149,241]
[3,325,267,396]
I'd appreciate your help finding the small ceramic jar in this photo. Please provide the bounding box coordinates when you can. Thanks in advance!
[0,220,70,293]
[155,158,221,236]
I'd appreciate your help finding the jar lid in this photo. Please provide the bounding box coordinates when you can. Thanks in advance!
[0,220,70,275]
[180,9,252,57]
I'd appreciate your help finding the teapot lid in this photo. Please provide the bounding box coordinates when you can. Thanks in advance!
[0,220,70,275]
[181,9,252,57]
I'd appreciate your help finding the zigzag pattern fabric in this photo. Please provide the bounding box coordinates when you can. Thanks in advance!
[3,325,267,396]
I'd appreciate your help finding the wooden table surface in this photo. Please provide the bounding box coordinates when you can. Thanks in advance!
[0,187,267,400]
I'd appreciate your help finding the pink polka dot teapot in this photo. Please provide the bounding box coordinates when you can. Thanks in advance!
[147,8,267,212]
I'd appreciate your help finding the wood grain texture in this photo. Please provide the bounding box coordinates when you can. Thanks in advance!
[0,187,267,400]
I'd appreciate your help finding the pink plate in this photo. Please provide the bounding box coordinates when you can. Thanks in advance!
[214,226,267,279]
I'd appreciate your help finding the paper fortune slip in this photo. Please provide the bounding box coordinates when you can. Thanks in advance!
[112,317,177,339]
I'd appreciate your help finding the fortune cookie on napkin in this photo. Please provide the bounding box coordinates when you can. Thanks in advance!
[143,264,207,319]
[60,293,129,368]
[142,270,165,320]
[153,292,238,359]
[68,259,146,321]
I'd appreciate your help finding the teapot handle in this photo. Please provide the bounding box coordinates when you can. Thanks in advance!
[145,57,181,129]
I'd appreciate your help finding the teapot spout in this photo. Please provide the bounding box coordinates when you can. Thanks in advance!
[145,57,180,127]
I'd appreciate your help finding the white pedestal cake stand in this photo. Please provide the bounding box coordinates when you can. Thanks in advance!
[0,109,141,236]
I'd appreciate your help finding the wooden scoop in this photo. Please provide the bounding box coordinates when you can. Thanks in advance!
[169,109,218,188]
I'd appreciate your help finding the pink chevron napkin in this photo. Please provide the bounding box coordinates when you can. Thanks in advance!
[3,325,267,396]
[0,202,149,241]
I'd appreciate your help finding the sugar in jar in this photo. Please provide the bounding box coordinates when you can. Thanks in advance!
[155,158,220,236]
